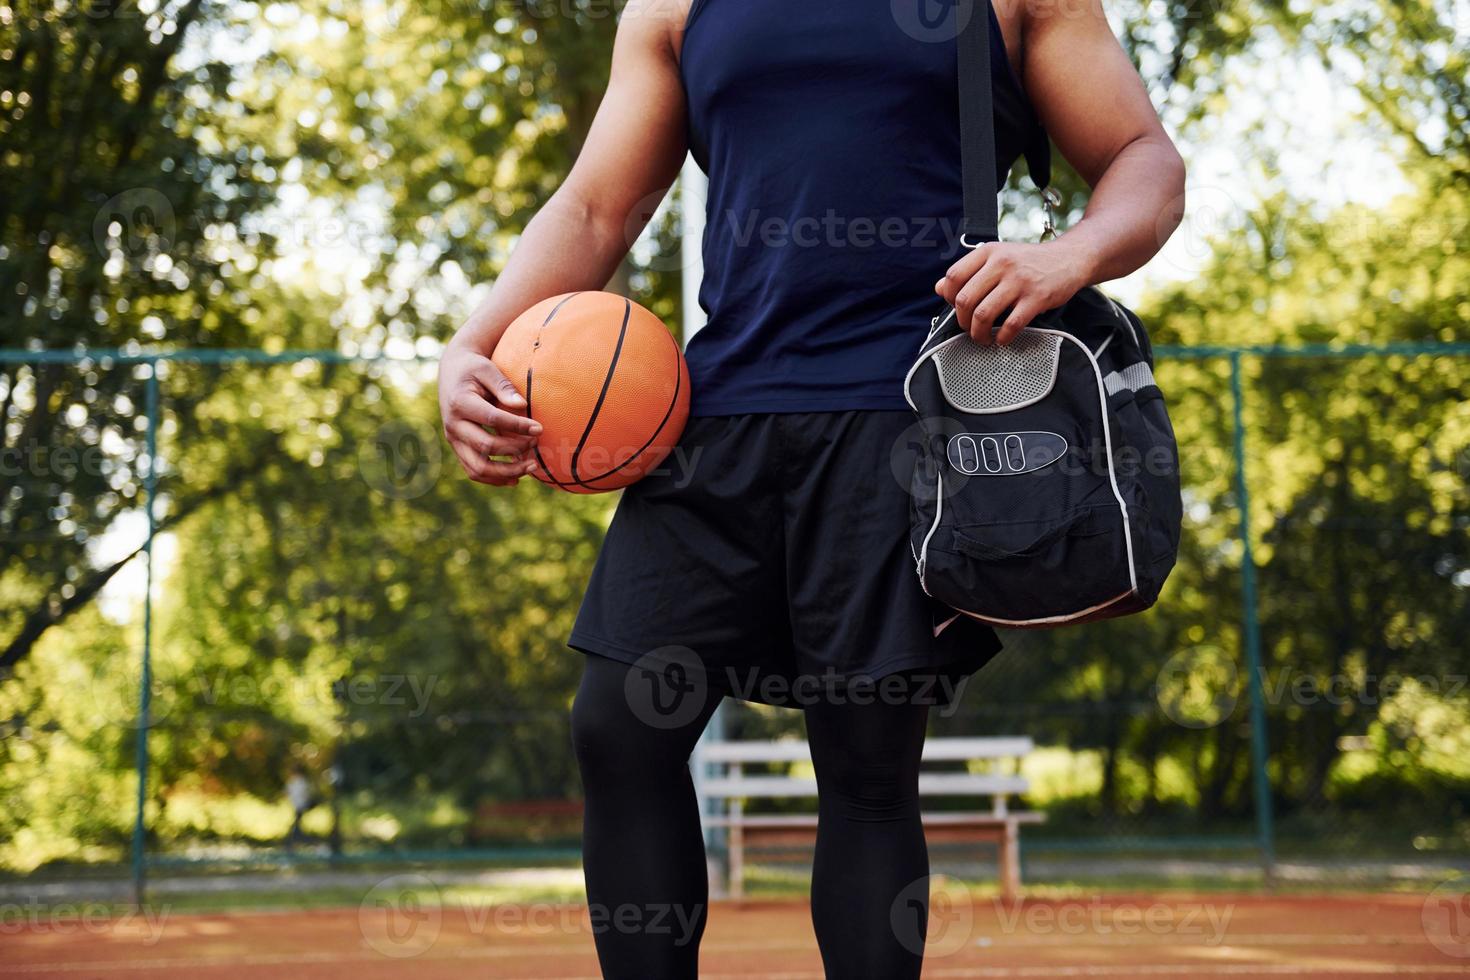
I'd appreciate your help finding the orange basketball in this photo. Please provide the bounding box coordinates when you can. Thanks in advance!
[492,291,690,493]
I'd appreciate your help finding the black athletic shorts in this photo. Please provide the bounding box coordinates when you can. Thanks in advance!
[569,411,1002,708]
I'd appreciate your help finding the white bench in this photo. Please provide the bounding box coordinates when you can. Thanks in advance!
[696,736,1043,900]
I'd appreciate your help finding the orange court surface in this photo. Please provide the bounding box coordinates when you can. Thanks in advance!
[4,891,1470,979]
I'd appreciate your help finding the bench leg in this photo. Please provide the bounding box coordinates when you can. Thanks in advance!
[708,853,727,900]
[730,826,744,900]
[999,820,1021,903]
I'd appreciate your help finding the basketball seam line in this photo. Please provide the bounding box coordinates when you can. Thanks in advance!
[575,326,685,488]
[568,297,631,488]
[526,293,582,490]
[526,367,573,490]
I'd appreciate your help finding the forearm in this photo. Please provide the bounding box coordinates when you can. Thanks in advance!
[1047,133,1186,287]
[447,188,638,356]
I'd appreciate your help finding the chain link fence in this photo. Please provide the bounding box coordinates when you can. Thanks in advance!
[1,344,1467,900]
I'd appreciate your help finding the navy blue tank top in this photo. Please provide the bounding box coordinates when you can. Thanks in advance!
[679,0,1047,416]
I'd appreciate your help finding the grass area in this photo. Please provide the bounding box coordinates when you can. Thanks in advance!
[8,864,1459,921]
[15,857,1455,920]
[0,849,583,884]
[741,865,1464,900]
[7,838,1463,918]
[136,879,593,916]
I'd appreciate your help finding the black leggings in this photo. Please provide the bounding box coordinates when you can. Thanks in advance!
[570,654,931,980]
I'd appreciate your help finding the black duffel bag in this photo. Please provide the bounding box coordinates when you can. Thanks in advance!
[905,0,1182,628]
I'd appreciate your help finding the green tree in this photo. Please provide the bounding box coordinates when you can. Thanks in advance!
[0,1,289,668]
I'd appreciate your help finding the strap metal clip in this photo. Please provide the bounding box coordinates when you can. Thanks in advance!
[1040,186,1063,242]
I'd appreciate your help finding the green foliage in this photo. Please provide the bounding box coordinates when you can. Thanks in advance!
[1,0,1468,870]
[151,362,609,809]
[0,1,298,670]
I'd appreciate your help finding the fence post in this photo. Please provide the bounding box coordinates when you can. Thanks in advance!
[681,156,730,893]
[130,362,160,907]
[1228,351,1277,879]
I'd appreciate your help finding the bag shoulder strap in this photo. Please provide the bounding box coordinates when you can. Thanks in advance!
[958,0,1000,245]
[958,0,1052,245]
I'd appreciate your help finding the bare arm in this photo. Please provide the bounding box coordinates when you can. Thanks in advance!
[438,0,689,485]
[936,0,1185,344]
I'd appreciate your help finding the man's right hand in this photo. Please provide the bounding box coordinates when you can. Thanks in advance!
[438,340,543,487]
[433,0,690,490]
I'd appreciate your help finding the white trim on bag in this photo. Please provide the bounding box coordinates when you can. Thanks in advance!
[1061,328,1139,598]
[1083,289,1136,362]
[916,468,945,590]
[904,333,961,412]
[952,588,1135,627]
[923,308,957,348]
[1105,292,1141,349]
[905,312,964,412]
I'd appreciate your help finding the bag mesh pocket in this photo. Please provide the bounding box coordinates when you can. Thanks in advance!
[934,330,1063,412]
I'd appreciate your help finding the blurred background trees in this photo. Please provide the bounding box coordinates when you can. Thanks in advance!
[0,0,1465,870]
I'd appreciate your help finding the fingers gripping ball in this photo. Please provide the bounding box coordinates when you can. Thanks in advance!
[492,292,691,493]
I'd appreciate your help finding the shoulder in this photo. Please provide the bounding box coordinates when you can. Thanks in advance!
[1016,0,1118,74]
[1020,0,1113,37]
[616,0,697,60]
